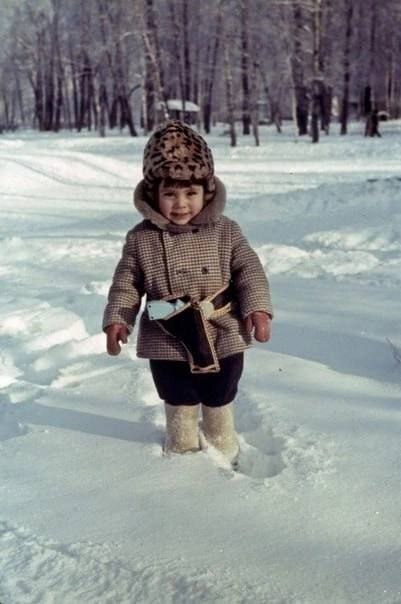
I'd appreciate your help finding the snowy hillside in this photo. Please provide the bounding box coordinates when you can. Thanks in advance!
[1,122,401,603]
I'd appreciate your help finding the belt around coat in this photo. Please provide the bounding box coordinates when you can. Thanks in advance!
[146,284,234,373]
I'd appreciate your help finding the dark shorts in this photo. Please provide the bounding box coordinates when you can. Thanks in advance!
[149,353,244,407]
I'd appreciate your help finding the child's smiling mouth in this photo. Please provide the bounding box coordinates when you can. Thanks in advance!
[171,212,191,220]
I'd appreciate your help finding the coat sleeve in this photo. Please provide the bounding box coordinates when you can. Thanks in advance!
[102,230,145,332]
[230,220,274,319]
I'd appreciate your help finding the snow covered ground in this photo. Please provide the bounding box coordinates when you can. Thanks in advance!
[1,121,401,603]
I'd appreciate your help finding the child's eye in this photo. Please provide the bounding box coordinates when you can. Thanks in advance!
[187,190,197,196]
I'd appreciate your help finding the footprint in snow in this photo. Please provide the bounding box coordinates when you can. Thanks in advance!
[236,428,286,479]
[234,389,336,483]
[233,390,286,480]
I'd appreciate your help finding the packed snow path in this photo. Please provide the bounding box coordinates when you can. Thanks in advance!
[1,124,401,603]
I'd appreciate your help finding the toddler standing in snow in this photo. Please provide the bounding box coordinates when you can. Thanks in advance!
[103,120,273,463]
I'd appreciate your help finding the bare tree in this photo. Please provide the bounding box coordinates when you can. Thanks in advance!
[142,0,167,131]
[310,0,324,143]
[223,28,236,147]
[202,4,222,133]
[240,0,251,135]
[340,0,353,134]
[182,0,191,102]
[290,1,309,136]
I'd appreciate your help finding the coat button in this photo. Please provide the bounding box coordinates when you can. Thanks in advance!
[201,267,209,274]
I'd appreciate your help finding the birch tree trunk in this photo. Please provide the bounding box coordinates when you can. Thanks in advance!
[68,36,79,129]
[240,0,251,135]
[34,27,45,130]
[15,70,26,127]
[386,34,395,116]
[311,0,324,143]
[340,0,353,135]
[96,0,112,136]
[52,0,63,132]
[168,1,186,113]
[203,6,222,133]
[320,0,332,133]
[224,38,236,147]
[291,1,308,136]
[144,0,158,131]
[43,21,55,131]
[142,0,168,129]
[182,0,191,102]
[362,0,379,133]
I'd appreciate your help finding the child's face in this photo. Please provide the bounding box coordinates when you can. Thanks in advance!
[158,181,204,225]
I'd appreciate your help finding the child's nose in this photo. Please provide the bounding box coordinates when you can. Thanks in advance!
[174,192,187,206]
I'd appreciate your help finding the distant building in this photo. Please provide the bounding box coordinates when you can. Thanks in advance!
[158,99,200,124]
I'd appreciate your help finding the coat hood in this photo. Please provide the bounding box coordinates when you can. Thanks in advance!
[133,176,226,231]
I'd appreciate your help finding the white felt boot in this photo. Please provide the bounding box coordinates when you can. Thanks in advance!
[164,403,200,454]
[201,403,239,462]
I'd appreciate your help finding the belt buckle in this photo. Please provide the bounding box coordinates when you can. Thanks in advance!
[199,300,214,319]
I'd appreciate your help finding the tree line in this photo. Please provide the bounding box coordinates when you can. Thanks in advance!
[1,0,401,144]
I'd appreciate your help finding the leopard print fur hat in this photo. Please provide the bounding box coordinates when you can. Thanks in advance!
[142,120,216,200]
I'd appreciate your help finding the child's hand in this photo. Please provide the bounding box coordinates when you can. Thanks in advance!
[105,324,129,355]
[244,312,272,342]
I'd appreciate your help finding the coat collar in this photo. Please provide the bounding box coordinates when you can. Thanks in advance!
[133,176,226,231]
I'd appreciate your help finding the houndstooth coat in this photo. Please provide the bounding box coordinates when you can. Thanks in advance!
[102,177,273,362]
